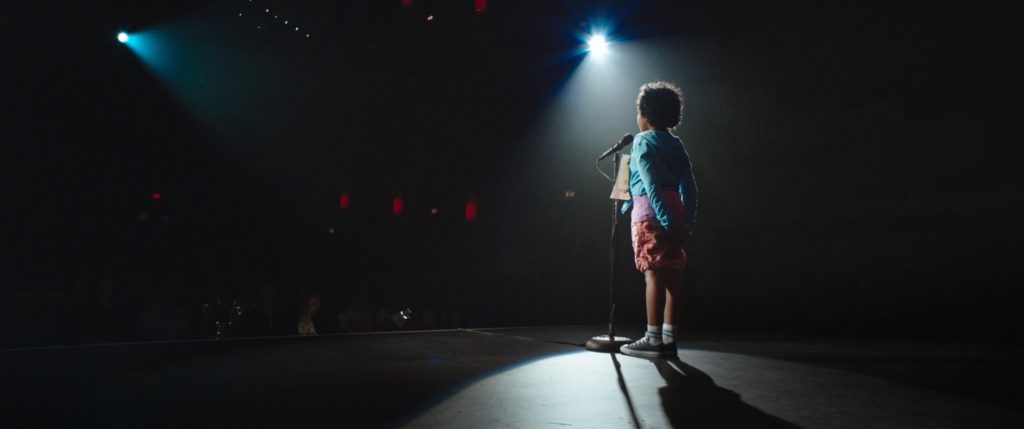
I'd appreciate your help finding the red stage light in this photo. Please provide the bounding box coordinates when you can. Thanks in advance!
[465,200,477,221]
[151,193,161,200]
[392,196,404,215]
[402,0,411,7]
[475,0,486,13]
[339,193,350,209]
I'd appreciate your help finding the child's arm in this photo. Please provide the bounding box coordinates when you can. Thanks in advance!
[678,149,698,232]
[634,137,676,231]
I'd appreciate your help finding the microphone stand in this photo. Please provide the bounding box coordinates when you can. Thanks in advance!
[586,150,632,352]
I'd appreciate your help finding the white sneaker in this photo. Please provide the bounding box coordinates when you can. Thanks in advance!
[619,336,666,358]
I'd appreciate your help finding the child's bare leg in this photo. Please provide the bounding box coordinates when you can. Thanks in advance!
[663,270,681,325]
[644,270,665,326]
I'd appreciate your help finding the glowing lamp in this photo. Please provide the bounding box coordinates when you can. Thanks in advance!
[392,196,404,215]
[587,33,608,56]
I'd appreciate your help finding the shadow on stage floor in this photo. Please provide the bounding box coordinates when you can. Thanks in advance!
[654,357,799,428]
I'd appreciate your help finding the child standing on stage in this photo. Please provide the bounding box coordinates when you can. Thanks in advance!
[620,82,698,358]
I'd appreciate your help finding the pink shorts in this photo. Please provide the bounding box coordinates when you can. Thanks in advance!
[630,220,687,272]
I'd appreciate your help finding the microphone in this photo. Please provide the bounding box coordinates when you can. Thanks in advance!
[597,134,634,161]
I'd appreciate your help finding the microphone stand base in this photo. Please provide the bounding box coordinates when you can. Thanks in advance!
[585,335,633,353]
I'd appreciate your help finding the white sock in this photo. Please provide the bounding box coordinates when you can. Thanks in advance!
[646,325,662,344]
[662,323,675,344]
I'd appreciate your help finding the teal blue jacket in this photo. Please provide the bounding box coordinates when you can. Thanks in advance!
[621,130,698,230]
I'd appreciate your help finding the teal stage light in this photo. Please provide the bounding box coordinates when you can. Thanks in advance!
[117,32,129,43]
[586,33,608,57]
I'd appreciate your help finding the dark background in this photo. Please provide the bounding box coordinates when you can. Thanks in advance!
[2,0,1022,347]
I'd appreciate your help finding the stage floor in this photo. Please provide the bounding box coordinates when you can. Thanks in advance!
[1,326,1021,428]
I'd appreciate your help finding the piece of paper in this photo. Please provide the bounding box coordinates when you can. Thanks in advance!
[610,154,631,201]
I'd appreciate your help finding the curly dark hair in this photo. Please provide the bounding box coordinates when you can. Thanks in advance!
[636,81,684,129]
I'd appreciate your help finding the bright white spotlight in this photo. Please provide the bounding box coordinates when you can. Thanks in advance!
[117,32,129,43]
[587,33,608,56]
